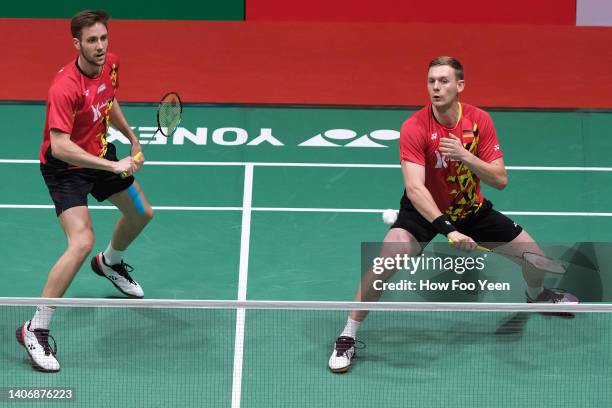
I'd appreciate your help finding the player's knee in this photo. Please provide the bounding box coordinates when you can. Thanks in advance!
[126,205,153,226]
[142,206,154,223]
[71,231,94,258]
[383,229,421,256]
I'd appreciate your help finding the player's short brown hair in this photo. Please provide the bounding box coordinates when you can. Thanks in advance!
[71,10,109,40]
[428,56,464,81]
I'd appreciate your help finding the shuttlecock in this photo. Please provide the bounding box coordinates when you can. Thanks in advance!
[382,209,398,225]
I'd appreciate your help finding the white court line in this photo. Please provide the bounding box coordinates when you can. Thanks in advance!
[145,161,401,168]
[1,204,612,217]
[2,159,612,171]
[505,166,612,171]
[255,207,382,213]
[0,205,242,211]
[231,164,253,408]
[258,208,612,217]
[502,211,612,217]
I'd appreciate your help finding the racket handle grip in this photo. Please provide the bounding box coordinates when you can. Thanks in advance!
[120,151,143,179]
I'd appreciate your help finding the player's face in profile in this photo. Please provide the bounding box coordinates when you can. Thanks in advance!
[427,65,464,109]
[75,22,108,68]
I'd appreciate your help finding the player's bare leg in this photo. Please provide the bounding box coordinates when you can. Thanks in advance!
[107,181,153,249]
[17,206,94,372]
[350,228,422,321]
[329,228,421,373]
[42,206,95,297]
[90,181,153,298]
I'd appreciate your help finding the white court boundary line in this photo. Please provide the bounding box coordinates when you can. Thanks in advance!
[1,204,612,217]
[231,164,253,408]
[1,159,612,171]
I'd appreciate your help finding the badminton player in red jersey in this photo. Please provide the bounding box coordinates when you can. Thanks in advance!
[328,56,578,373]
[16,10,153,372]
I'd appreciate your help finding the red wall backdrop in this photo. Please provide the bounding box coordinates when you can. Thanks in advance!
[1,19,611,108]
[247,0,576,25]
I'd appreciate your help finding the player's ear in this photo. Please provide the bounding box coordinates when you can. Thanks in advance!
[457,79,465,94]
[72,37,81,52]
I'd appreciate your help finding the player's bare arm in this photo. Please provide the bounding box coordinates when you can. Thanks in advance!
[438,133,508,190]
[401,160,443,222]
[49,129,136,174]
[109,98,144,169]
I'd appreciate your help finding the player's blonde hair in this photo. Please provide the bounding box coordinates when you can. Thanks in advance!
[428,56,464,81]
[71,10,109,40]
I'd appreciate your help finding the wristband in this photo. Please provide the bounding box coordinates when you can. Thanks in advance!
[432,215,456,236]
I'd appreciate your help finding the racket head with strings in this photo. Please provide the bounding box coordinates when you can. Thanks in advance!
[522,252,567,275]
[120,92,181,177]
[157,91,183,137]
[448,240,566,275]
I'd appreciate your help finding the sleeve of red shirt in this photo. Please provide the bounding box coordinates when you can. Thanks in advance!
[476,111,503,163]
[399,117,426,165]
[47,84,77,135]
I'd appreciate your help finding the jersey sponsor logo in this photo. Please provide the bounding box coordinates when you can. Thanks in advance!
[91,101,109,122]
[434,150,449,168]
[298,129,399,148]
[91,103,103,122]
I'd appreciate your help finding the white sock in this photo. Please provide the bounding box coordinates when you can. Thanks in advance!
[526,285,544,300]
[340,317,361,339]
[29,306,55,330]
[103,242,124,266]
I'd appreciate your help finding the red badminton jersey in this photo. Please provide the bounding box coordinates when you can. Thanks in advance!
[40,53,119,165]
[400,103,503,221]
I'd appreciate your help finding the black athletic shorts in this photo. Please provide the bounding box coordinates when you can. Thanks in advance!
[40,143,134,216]
[391,192,523,249]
